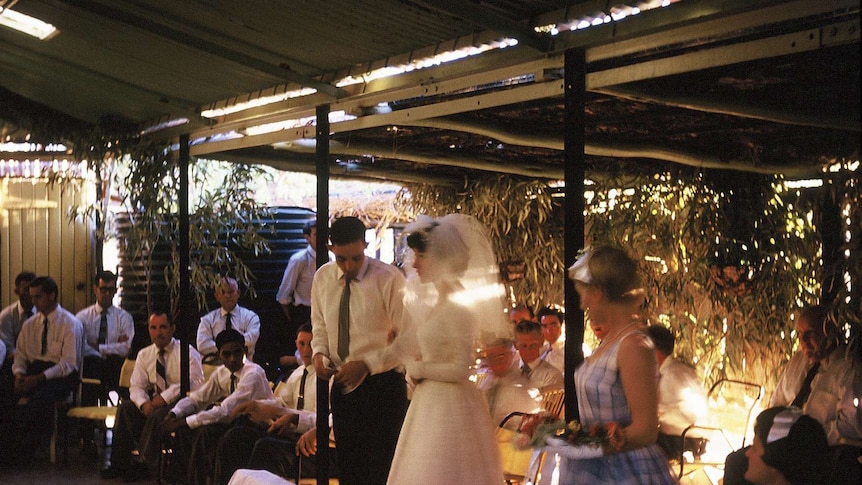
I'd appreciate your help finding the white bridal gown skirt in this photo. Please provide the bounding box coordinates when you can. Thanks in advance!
[387,379,504,485]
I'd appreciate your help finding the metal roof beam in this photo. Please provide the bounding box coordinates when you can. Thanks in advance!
[410,0,553,52]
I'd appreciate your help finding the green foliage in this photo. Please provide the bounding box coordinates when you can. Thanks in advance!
[47,124,272,316]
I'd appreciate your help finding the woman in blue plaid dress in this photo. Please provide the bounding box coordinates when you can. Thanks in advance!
[565,247,677,484]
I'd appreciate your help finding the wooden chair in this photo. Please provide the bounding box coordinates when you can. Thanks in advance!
[62,358,136,463]
[676,378,763,482]
[538,385,565,418]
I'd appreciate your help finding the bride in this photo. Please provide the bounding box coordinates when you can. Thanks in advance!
[387,214,508,485]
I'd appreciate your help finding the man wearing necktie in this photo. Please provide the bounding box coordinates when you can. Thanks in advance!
[310,216,409,485]
[0,271,36,421]
[76,271,134,388]
[102,311,204,482]
[74,271,136,456]
[212,323,333,484]
[724,305,862,484]
[514,320,564,388]
[164,328,273,485]
[5,276,82,463]
[196,277,261,364]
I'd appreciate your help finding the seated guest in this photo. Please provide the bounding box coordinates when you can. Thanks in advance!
[744,407,829,485]
[9,276,82,462]
[725,305,862,485]
[75,270,135,457]
[76,271,134,389]
[197,277,261,363]
[245,424,338,483]
[102,310,204,481]
[477,338,542,428]
[0,271,36,407]
[536,306,565,372]
[213,323,325,484]
[514,320,563,388]
[508,304,534,325]
[163,328,273,485]
[646,324,709,460]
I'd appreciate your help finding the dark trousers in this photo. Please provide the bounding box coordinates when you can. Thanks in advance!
[331,369,407,485]
[248,436,338,482]
[12,360,77,454]
[287,304,312,327]
[111,400,172,478]
[184,423,232,485]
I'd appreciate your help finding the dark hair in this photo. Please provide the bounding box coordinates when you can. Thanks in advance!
[405,229,429,253]
[15,271,37,286]
[302,219,317,236]
[150,307,174,325]
[514,319,542,337]
[754,407,829,485]
[646,325,675,355]
[215,328,245,350]
[510,304,535,319]
[95,270,117,285]
[536,306,563,323]
[297,323,313,335]
[29,275,58,297]
[329,217,366,245]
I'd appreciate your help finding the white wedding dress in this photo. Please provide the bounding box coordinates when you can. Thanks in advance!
[386,299,504,485]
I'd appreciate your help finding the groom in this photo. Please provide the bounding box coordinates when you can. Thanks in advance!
[311,216,408,485]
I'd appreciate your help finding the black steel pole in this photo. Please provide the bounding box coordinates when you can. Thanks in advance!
[315,104,331,485]
[564,48,586,424]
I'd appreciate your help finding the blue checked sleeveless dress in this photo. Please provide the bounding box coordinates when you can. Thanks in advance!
[566,331,678,484]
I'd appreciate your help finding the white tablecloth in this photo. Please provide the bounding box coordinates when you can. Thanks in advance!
[227,469,295,485]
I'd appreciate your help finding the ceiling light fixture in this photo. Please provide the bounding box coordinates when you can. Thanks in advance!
[0,5,58,40]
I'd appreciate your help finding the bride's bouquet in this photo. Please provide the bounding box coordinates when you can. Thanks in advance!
[511,411,618,458]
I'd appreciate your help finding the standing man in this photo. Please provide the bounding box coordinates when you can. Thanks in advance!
[311,216,408,485]
[102,310,204,482]
[0,271,36,405]
[10,276,82,459]
[277,219,318,327]
[197,276,261,362]
[76,270,134,391]
[536,306,565,373]
[275,219,323,371]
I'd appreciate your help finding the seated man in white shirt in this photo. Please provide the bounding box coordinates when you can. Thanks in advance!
[646,324,709,460]
[212,323,328,485]
[9,276,82,463]
[196,277,261,363]
[101,310,205,482]
[163,328,273,485]
[477,338,542,429]
[514,320,563,388]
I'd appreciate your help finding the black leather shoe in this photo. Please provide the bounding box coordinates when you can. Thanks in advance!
[101,465,124,479]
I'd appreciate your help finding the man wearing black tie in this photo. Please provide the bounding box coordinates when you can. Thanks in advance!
[8,276,82,463]
[163,328,273,485]
[196,277,261,363]
[76,271,134,390]
[724,305,862,484]
[102,310,204,481]
[211,323,336,484]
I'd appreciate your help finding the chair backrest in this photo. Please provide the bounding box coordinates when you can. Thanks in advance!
[705,378,763,448]
[119,358,136,389]
[538,385,565,418]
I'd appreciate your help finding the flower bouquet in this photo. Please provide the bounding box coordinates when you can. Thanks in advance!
[512,411,618,459]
